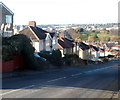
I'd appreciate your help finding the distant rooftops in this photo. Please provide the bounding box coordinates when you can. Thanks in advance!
[0,2,14,15]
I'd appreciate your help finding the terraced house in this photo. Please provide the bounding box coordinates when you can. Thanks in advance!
[0,2,14,37]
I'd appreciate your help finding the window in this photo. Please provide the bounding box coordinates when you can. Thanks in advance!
[6,15,12,24]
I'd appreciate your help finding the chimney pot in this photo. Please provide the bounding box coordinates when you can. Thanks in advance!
[28,21,36,27]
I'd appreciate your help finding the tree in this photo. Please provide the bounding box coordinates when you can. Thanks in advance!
[88,33,99,42]
[51,49,62,66]
[66,28,81,40]
[2,34,40,69]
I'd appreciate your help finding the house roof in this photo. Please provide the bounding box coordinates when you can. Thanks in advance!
[79,42,90,50]
[0,2,14,15]
[113,45,120,48]
[90,45,99,51]
[112,51,120,56]
[49,32,55,38]
[106,43,116,48]
[58,38,74,49]
[19,27,38,40]
[29,26,48,39]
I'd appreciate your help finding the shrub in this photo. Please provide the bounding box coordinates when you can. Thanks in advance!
[51,50,62,66]
[99,56,109,62]
[38,52,51,61]
[2,45,13,61]
[63,54,80,66]
[107,55,115,58]
[2,34,40,69]
[39,49,62,66]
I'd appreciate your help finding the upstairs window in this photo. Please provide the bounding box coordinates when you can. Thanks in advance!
[6,15,12,24]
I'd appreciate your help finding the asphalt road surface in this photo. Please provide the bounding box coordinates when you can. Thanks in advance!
[1,60,120,99]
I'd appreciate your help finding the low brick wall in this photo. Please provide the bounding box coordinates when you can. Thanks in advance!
[13,56,24,69]
[0,60,14,72]
[0,55,25,72]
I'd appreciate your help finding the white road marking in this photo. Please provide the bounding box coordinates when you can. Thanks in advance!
[1,85,35,95]
[87,71,92,73]
[47,77,66,82]
[71,66,115,75]
[71,73,82,76]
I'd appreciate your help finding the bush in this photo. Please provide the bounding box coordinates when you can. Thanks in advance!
[63,54,80,66]
[51,50,62,66]
[2,45,13,61]
[99,56,109,62]
[107,55,115,58]
[39,49,62,66]
[2,34,41,70]
[38,52,51,61]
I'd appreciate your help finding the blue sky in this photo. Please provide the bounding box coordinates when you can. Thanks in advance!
[1,0,119,25]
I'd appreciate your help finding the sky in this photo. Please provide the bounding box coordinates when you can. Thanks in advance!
[0,0,119,25]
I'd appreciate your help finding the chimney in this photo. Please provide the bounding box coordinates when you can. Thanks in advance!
[28,21,36,27]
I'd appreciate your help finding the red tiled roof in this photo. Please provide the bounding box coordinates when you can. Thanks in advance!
[112,51,120,55]
[114,45,120,48]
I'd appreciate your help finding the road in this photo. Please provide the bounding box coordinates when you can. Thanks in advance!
[1,60,120,99]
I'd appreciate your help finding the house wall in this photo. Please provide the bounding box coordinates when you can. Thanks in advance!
[60,49,64,57]
[2,5,13,26]
[0,3,14,37]
[79,49,90,59]
[112,47,120,50]
[33,40,50,52]
[52,36,58,50]
[105,51,112,56]
[60,48,73,57]
[99,51,105,57]
[99,51,112,57]
[92,51,99,59]
[45,38,52,51]
[33,41,40,52]
[73,45,79,55]
[39,40,45,51]
[0,5,2,27]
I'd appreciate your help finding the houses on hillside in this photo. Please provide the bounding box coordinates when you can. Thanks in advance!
[19,21,119,60]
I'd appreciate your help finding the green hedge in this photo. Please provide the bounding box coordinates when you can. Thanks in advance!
[62,54,80,66]
[39,49,62,66]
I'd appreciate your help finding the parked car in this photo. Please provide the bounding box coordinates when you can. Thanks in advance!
[34,53,47,61]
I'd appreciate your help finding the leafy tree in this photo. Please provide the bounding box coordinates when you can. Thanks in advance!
[2,34,40,69]
[66,28,81,40]
[88,33,99,42]
[81,33,89,41]
[51,49,62,66]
